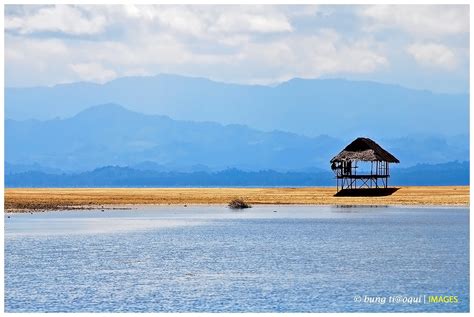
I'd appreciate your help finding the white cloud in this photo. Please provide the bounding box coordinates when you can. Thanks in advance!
[5,36,69,69]
[406,42,457,70]
[139,6,207,37]
[5,5,107,35]
[211,11,292,33]
[102,5,293,38]
[359,5,469,38]
[4,5,469,92]
[217,29,388,84]
[5,26,388,86]
[70,63,117,83]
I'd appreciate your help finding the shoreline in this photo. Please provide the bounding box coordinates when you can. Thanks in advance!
[5,186,469,212]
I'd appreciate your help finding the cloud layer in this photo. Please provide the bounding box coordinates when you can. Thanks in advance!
[4,5,469,92]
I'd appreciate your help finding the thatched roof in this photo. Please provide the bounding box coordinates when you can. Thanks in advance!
[330,137,400,163]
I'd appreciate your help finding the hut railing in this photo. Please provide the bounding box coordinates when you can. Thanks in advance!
[333,160,391,190]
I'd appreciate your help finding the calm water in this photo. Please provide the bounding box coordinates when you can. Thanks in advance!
[4,205,469,312]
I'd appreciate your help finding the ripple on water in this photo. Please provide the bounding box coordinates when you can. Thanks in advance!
[4,205,469,312]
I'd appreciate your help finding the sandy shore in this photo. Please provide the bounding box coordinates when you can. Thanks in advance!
[4,186,469,212]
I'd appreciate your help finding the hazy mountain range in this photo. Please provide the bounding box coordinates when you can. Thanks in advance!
[6,103,342,172]
[5,74,469,186]
[6,103,468,173]
[6,74,469,138]
[5,162,468,188]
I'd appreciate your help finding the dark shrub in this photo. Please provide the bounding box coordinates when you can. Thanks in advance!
[228,198,251,209]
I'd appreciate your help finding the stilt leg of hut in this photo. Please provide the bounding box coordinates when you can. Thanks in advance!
[375,161,378,188]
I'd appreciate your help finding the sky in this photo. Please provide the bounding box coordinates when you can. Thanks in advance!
[4,4,470,93]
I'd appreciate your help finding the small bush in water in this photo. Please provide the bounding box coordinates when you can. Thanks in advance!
[228,198,252,209]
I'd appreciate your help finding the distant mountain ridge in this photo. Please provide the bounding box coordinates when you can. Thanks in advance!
[5,161,469,188]
[5,103,468,173]
[5,103,344,172]
[5,74,469,138]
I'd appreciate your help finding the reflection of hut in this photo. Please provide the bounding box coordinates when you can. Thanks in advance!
[330,137,399,192]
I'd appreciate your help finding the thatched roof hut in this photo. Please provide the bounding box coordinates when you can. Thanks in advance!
[330,137,399,192]
[330,137,399,163]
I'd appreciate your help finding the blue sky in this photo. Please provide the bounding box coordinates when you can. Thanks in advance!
[4,4,470,93]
